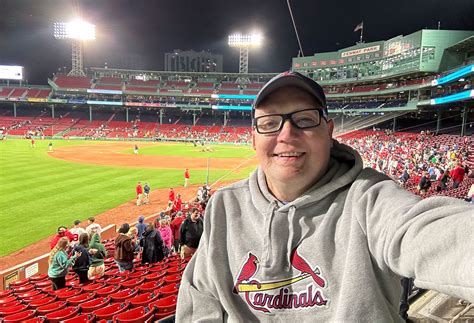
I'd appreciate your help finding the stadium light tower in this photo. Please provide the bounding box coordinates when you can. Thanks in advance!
[228,32,263,74]
[53,20,96,77]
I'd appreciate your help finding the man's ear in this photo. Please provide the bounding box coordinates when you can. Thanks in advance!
[252,130,256,150]
[327,118,334,148]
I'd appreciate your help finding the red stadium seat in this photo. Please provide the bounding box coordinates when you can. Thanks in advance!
[81,282,104,292]
[92,301,129,320]
[79,297,111,313]
[54,288,82,300]
[96,284,121,296]
[138,280,164,294]
[163,273,181,284]
[0,300,22,309]
[62,313,96,323]
[110,288,138,303]
[0,296,17,305]
[148,295,177,320]
[8,278,29,288]
[34,280,51,288]
[45,306,80,323]
[0,290,13,298]
[0,304,29,316]
[29,273,48,282]
[22,317,46,323]
[67,292,96,306]
[27,295,57,308]
[12,283,35,293]
[157,283,179,296]
[113,306,155,322]
[36,301,67,315]
[2,309,37,322]
[144,271,165,281]
[129,291,160,308]
[15,289,42,300]
[106,277,128,285]
[121,277,145,289]
[128,270,149,278]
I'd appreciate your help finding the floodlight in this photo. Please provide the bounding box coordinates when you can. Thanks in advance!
[53,20,96,40]
[53,20,96,76]
[228,32,263,74]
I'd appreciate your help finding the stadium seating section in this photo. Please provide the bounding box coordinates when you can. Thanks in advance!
[0,244,186,322]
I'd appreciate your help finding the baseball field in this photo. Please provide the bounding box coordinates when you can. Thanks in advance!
[0,138,257,259]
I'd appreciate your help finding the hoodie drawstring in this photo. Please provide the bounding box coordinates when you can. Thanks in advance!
[285,205,297,271]
[261,200,278,268]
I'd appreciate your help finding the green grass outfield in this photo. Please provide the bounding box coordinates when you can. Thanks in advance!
[0,139,256,257]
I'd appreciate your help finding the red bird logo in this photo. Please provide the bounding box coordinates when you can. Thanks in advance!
[290,247,325,287]
[233,253,261,294]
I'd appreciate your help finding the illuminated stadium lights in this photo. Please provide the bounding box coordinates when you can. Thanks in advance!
[228,32,263,74]
[53,20,96,77]
[53,21,96,40]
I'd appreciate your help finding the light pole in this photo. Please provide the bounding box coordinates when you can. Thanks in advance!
[228,33,263,74]
[53,20,96,77]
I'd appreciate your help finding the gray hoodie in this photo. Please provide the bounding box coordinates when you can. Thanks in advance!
[177,141,473,322]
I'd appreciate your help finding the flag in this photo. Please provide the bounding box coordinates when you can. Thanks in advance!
[354,22,363,32]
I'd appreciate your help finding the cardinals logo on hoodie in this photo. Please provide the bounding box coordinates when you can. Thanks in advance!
[233,247,329,314]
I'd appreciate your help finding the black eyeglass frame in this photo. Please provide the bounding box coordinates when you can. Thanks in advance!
[253,108,328,134]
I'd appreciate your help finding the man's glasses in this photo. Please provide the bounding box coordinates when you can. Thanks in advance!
[254,108,327,134]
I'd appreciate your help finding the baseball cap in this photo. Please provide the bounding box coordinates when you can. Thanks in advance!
[252,71,328,118]
[74,220,81,226]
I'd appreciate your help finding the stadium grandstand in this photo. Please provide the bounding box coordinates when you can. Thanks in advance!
[0,28,473,322]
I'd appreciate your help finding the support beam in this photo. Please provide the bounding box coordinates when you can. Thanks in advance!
[51,104,55,119]
[89,106,92,122]
[13,102,17,117]
[436,110,442,135]
[461,107,467,137]
[159,109,163,125]
[193,112,196,126]
[126,107,129,123]
[393,116,397,132]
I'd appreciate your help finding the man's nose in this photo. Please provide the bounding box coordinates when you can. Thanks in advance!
[277,119,298,140]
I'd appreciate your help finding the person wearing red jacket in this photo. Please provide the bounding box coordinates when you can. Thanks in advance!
[451,162,465,188]
[173,194,182,212]
[184,168,190,187]
[136,181,143,206]
[170,211,185,252]
[50,226,74,249]
[168,187,175,203]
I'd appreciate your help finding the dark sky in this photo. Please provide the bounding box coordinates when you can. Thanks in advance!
[0,0,473,84]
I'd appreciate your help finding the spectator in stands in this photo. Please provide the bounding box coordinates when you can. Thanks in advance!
[143,183,151,204]
[398,169,410,186]
[126,226,140,252]
[168,187,175,203]
[176,71,474,322]
[451,162,465,188]
[184,168,190,187]
[48,237,81,290]
[86,217,102,237]
[88,233,106,279]
[173,193,182,212]
[135,215,146,241]
[418,172,432,194]
[179,208,203,259]
[136,182,143,206]
[72,233,91,284]
[158,218,173,254]
[114,223,135,272]
[69,220,86,248]
[171,211,185,252]
[140,223,166,264]
[50,226,74,250]
[437,169,450,191]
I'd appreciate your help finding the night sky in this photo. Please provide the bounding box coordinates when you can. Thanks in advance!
[1,0,473,84]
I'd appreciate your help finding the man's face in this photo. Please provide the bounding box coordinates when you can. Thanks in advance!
[191,211,200,221]
[252,87,334,197]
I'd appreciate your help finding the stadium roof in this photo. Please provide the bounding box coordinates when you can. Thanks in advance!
[446,35,474,52]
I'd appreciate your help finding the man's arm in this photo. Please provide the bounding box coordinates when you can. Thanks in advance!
[352,169,474,302]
